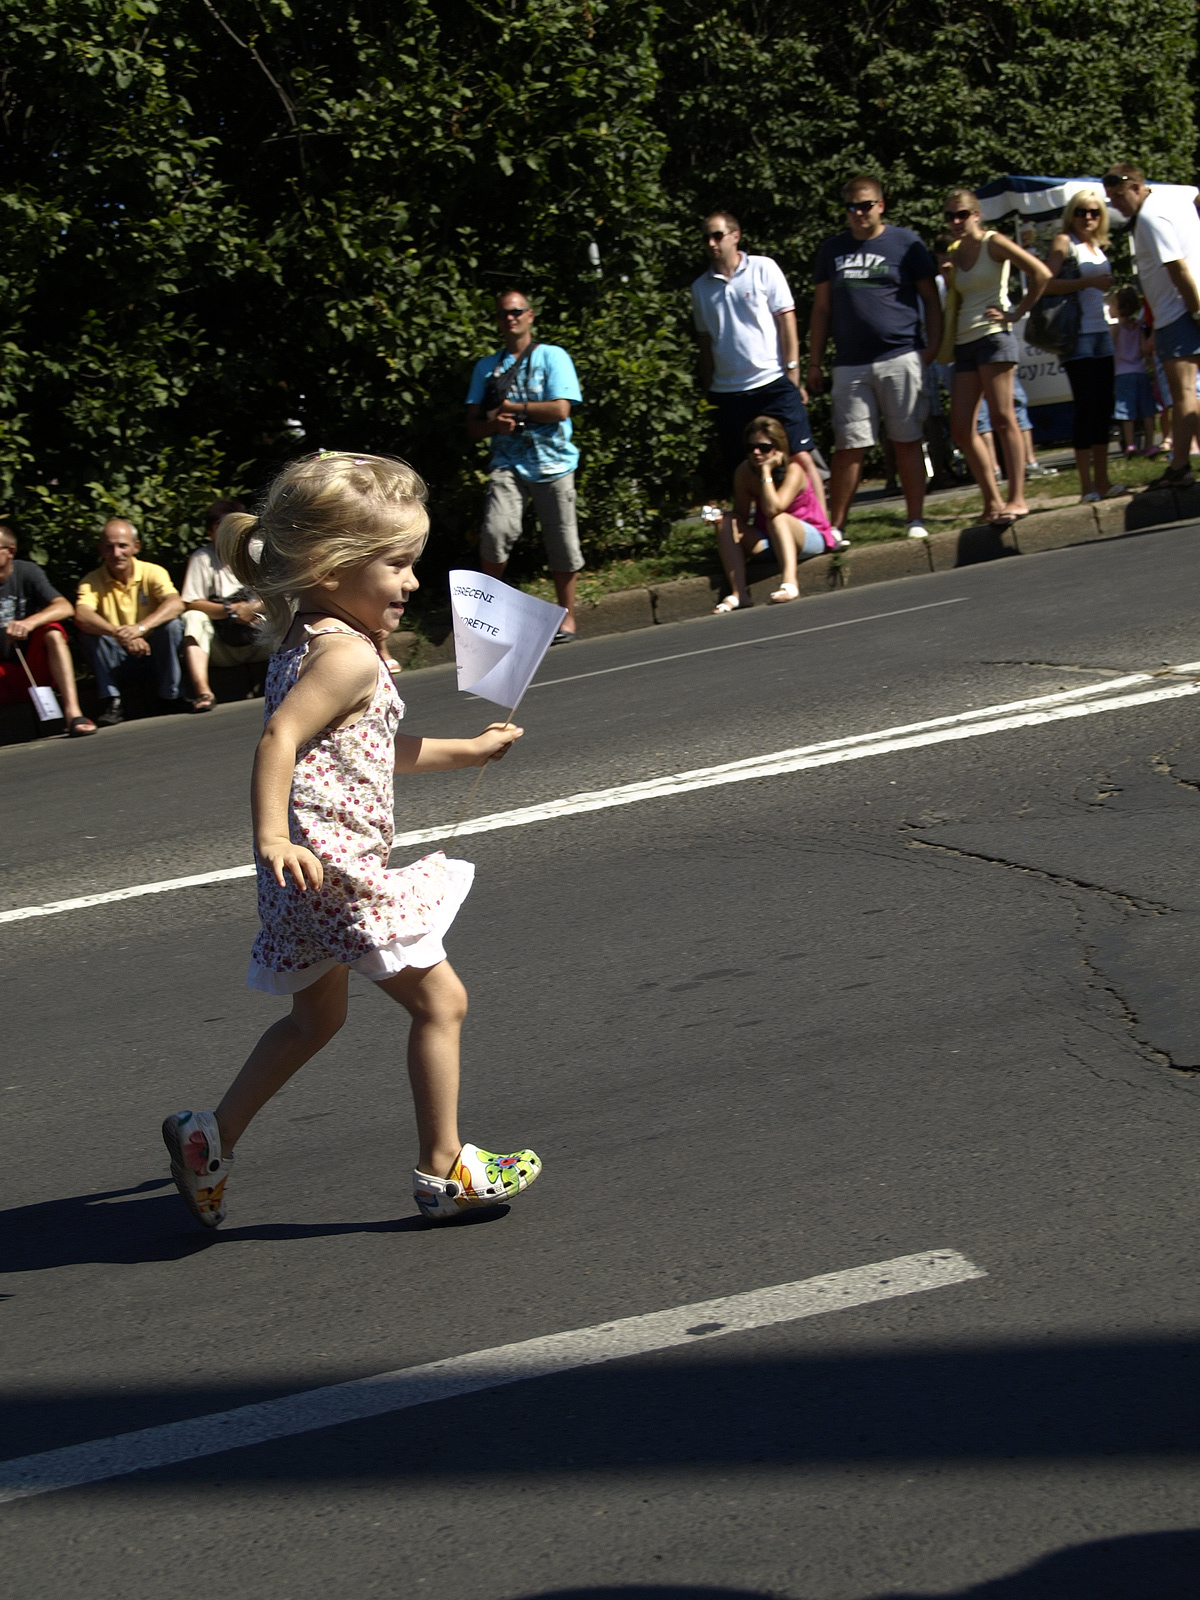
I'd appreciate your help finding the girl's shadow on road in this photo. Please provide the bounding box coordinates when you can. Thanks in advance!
[0,1179,506,1274]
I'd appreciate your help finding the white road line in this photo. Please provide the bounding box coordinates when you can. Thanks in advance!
[0,1249,983,1504]
[530,597,970,688]
[3,667,1197,926]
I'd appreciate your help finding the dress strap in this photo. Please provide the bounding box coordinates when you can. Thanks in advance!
[302,622,380,652]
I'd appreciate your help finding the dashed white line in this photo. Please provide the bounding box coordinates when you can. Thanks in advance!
[2,666,1196,926]
[0,1249,984,1503]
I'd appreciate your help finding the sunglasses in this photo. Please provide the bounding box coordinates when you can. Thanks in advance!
[1104,175,1134,187]
[846,200,878,214]
[944,208,974,222]
[1074,207,1102,219]
[747,440,775,453]
[498,306,531,318]
[704,229,730,241]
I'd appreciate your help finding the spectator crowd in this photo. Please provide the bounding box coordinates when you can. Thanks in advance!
[3,159,1198,726]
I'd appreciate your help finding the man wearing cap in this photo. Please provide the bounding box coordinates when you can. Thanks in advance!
[1104,164,1200,488]
[75,519,185,725]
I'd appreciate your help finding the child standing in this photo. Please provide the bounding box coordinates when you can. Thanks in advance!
[163,453,541,1227]
[1112,286,1157,458]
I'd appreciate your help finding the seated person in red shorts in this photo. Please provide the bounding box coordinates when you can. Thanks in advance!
[0,523,96,736]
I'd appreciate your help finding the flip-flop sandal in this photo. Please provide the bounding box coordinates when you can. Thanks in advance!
[713,595,746,613]
[769,583,799,603]
[189,692,215,713]
[66,715,98,737]
[162,1110,233,1228]
[413,1142,542,1221]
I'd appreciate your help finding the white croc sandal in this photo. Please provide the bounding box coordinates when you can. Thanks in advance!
[413,1142,542,1221]
[162,1109,233,1228]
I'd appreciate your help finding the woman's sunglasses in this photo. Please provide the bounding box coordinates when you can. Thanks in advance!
[944,208,974,222]
[747,440,774,454]
[1073,207,1102,220]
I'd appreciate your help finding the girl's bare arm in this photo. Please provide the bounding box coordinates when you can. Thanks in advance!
[756,458,805,518]
[395,724,523,772]
[987,232,1051,321]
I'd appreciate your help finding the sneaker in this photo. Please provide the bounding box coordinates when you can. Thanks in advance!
[1081,491,1101,503]
[1147,464,1196,490]
[96,695,123,727]
[905,520,930,539]
[162,1110,232,1228]
[1025,461,1058,478]
[413,1142,542,1221]
[829,529,851,551]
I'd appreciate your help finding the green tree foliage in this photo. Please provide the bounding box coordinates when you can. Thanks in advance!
[0,1,1194,591]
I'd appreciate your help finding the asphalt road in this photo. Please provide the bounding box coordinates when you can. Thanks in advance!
[3,523,1200,1599]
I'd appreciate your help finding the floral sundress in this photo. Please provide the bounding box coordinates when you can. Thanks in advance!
[247,624,474,995]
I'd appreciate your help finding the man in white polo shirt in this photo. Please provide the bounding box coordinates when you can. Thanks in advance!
[1105,164,1200,489]
[691,211,824,506]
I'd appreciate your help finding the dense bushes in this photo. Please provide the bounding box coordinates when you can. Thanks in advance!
[1,1,1194,591]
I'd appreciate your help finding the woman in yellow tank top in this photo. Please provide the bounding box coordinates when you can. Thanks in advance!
[942,188,1051,524]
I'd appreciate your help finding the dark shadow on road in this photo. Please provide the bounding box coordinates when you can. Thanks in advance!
[6,1332,1200,1469]
[512,1535,1200,1598]
[956,523,1019,566]
[0,1179,506,1275]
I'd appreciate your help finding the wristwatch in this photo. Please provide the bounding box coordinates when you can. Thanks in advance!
[785,360,798,370]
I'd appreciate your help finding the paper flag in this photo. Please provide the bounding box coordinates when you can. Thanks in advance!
[449,570,566,710]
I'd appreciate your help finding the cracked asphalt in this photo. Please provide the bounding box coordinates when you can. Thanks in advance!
[3,520,1200,1599]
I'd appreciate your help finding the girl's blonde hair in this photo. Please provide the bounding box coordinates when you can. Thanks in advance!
[1061,185,1111,247]
[944,187,982,217]
[217,452,429,641]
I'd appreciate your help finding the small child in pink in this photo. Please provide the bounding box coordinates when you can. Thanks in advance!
[163,453,541,1228]
[1112,286,1157,457]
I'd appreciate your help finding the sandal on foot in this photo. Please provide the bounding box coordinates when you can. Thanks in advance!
[769,582,799,603]
[413,1142,542,1221]
[66,715,98,737]
[713,595,746,614]
[162,1110,232,1228]
[189,691,215,713]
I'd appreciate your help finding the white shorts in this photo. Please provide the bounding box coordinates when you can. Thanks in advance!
[831,350,928,449]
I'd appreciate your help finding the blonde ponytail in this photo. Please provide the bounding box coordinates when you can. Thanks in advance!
[217,453,430,645]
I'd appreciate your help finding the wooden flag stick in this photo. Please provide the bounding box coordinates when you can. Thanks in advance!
[14,646,37,689]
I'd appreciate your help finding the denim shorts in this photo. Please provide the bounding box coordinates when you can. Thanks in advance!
[954,331,1019,371]
[1070,329,1114,361]
[1113,370,1156,422]
[1155,311,1200,362]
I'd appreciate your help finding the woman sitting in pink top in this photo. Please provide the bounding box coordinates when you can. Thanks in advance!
[714,415,836,610]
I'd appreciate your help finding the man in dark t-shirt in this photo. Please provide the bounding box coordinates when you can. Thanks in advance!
[0,524,96,734]
[808,175,942,542]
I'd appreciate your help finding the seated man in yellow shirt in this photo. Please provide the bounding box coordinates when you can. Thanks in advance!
[75,519,185,726]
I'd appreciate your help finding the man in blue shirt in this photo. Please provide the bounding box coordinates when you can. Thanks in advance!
[808,175,942,542]
[466,290,584,641]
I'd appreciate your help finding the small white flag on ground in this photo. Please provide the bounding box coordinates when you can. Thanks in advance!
[449,571,566,711]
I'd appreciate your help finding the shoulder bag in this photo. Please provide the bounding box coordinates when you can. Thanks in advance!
[1026,238,1081,358]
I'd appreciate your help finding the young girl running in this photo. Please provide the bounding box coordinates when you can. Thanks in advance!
[163,452,541,1227]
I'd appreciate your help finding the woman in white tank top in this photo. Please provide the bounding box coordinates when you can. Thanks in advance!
[942,188,1051,525]
[1043,187,1125,502]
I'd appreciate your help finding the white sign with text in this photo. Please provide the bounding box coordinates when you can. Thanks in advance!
[449,570,566,711]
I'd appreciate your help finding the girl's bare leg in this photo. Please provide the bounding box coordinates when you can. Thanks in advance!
[768,513,802,591]
[981,364,1026,514]
[216,964,349,1151]
[950,371,1003,519]
[716,512,750,605]
[377,959,469,1179]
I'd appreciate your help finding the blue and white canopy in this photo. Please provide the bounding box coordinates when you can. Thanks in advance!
[976,173,1198,230]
